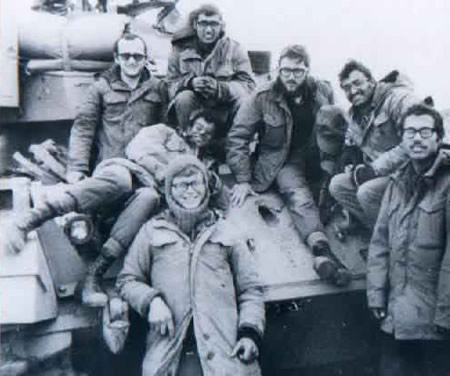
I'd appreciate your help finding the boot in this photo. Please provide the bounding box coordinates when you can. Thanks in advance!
[80,254,115,307]
[312,240,351,287]
[7,193,76,253]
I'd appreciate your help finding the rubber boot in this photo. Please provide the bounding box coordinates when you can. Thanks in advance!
[80,254,115,307]
[7,193,76,253]
[312,240,351,287]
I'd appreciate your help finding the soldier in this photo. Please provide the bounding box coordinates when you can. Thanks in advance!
[117,156,265,376]
[167,3,255,160]
[7,109,226,307]
[329,60,419,230]
[367,104,450,376]
[227,44,350,286]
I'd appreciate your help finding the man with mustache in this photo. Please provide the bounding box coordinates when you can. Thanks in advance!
[329,60,419,230]
[227,45,350,286]
[367,104,450,376]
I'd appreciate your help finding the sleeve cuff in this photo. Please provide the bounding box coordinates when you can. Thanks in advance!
[237,325,263,351]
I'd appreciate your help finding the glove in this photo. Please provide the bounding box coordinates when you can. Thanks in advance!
[353,164,377,186]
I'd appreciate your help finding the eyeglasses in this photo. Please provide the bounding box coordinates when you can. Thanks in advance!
[196,20,222,29]
[118,53,146,62]
[172,180,204,192]
[403,127,436,139]
[279,68,307,79]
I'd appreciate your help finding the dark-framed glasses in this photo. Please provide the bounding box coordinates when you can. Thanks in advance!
[279,67,307,78]
[172,180,204,192]
[196,20,222,29]
[403,127,435,139]
[118,53,146,62]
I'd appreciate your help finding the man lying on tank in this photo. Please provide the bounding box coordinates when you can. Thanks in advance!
[117,156,265,376]
[367,104,450,376]
[7,111,227,308]
[227,44,351,287]
[167,3,256,161]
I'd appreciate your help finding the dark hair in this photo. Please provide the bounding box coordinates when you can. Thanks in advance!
[400,103,445,139]
[338,60,373,83]
[189,109,217,128]
[113,33,147,56]
[279,45,310,67]
[188,4,223,27]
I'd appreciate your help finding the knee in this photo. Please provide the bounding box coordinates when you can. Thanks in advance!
[356,182,372,207]
[173,90,197,108]
[329,173,351,199]
[94,165,133,193]
[134,187,160,208]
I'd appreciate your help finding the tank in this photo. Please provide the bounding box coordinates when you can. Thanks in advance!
[0,3,378,375]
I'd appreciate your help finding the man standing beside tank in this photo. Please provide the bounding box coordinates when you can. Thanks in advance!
[329,60,419,230]
[167,3,255,160]
[367,104,450,376]
[227,45,350,287]
[117,156,265,376]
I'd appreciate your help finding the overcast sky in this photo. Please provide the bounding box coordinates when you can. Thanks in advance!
[178,0,450,109]
[13,0,450,108]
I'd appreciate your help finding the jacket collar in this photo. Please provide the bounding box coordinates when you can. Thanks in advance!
[392,148,450,182]
[101,64,152,91]
[269,76,316,104]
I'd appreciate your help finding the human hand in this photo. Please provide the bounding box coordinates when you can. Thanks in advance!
[192,76,217,98]
[67,171,87,184]
[370,307,386,320]
[148,297,175,338]
[231,182,256,207]
[230,338,259,364]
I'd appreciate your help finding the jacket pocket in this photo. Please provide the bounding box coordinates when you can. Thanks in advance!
[104,92,128,119]
[416,198,446,249]
[180,51,203,75]
[261,114,286,148]
[137,92,163,125]
[151,231,180,247]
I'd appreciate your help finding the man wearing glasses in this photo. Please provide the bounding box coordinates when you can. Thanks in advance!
[367,104,450,376]
[329,60,419,232]
[226,45,351,287]
[167,3,255,160]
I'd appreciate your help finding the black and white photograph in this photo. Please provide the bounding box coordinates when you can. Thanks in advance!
[1,1,450,375]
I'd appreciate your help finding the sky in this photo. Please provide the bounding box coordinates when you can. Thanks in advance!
[11,0,450,109]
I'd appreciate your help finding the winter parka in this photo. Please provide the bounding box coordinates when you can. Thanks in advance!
[117,210,265,376]
[167,29,255,105]
[367,149,450,339]
[68,65,168,175]
[346,73,419,176]
[226,77,334,192]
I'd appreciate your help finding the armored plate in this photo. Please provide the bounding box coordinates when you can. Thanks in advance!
[225,193,368,302]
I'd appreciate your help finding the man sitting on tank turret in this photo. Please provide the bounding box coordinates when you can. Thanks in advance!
[227,44,351,287]
[7,108,226,307]
[167,3,256,161]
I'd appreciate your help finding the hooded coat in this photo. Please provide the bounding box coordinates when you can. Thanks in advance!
[367,149,450,339]
[117,208,265,376]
